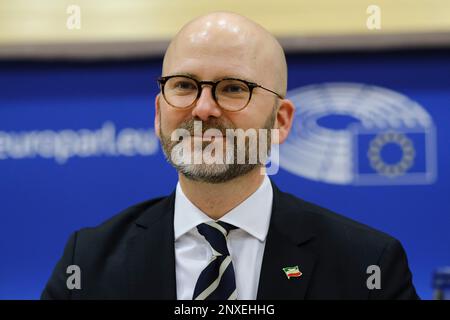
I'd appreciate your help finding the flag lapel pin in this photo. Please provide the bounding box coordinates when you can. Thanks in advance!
[282,266,302,279]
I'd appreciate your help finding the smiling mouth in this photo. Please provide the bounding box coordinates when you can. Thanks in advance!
[192,133,225,138]
[191,136,225,142]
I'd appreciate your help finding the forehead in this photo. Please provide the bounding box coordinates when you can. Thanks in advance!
[165,57,257,83]
[163,27,261,81]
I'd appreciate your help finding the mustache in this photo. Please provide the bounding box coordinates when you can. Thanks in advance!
[178,118,236,136]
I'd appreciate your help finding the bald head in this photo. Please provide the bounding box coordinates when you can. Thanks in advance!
[162,12,287,97]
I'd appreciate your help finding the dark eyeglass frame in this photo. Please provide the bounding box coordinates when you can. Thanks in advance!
[157,74,284,112]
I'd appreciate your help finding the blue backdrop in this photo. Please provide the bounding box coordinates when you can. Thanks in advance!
[0,49,449,299]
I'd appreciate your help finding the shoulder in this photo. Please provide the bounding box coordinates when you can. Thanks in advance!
[275,185,398,258]
[41,195,173,299]
[275,187,418,299]
[73,195,170,252]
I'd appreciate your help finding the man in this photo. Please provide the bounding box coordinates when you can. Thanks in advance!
[41,12,419,300]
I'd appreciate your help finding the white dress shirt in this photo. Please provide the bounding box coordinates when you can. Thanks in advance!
[174,174,273,300]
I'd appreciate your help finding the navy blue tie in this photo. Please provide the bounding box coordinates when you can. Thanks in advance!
[193,221,238,300]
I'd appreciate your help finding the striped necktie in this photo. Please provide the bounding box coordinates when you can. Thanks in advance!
[193,221,238,300]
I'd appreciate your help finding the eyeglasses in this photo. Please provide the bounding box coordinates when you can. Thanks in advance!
[157,75,284,112]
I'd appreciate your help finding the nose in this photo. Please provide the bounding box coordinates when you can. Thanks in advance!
[191,85,222,121]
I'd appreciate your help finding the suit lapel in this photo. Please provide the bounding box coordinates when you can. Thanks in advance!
[257,180,317,300]
[123,179,317,300]
[125,190,177,299]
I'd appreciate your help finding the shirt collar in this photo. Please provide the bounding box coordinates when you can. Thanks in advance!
[174,174,273,242]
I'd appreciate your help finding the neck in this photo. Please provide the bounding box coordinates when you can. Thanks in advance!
[179,167,266,220]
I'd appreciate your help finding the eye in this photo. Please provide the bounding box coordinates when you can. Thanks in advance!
[174,80,196,90]
[221,83,247,94]
[224,85,242,93]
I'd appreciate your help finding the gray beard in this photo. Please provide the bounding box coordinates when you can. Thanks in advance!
[159,108,276,184]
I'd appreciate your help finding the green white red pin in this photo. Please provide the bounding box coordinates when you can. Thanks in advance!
[283,266,302,279]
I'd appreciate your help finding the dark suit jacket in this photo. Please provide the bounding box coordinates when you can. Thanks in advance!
[41,180,419,299]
